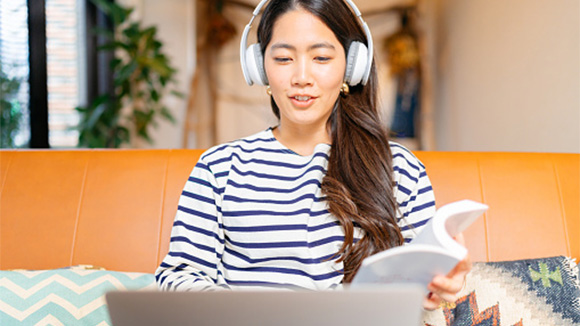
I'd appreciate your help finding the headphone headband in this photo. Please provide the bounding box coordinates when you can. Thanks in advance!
[240,0,374,86]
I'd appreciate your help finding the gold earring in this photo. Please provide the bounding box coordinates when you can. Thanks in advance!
[340,82,349,95]
[266,86,272,96]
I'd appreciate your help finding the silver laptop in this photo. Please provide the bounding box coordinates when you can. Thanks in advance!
[106,285,425,326]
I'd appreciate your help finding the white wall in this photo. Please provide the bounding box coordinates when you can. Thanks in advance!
[432,0,580,153]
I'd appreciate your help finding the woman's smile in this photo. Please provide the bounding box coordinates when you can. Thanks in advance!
[289,94,318,108]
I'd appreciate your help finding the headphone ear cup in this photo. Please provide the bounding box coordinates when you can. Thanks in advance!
[344,41,368,86]
[245,43,268,86]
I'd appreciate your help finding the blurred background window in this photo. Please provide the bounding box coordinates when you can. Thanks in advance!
[46,0,84,148]
[0,0,30,148]
[0,0,88,148]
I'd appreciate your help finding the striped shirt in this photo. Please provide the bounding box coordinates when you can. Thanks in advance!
[155,128,436,291]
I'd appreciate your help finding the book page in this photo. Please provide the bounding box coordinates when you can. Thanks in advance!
[351,200,488,287]
[351,245,459,288]
[411,200,488,258]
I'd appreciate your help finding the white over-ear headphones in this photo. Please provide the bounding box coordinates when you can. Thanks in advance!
[240,0,374,87]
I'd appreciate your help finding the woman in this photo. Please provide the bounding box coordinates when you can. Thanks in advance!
[156,0,470,310]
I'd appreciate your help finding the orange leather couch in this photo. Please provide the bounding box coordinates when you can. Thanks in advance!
[1,150,578,273]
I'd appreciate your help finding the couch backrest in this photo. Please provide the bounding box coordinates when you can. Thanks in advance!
[1,150,578,273]
[0,150,202,273]
[415,151,579,264]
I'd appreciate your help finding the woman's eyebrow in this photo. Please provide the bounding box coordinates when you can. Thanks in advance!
[270,42,336,51]
[270,43,295,51]
[308,42,335,51]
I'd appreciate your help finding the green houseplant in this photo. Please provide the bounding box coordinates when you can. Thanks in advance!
[76,0,181,148]
[0,65,23,148]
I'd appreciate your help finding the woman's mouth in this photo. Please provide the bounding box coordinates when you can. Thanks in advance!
[290,95,316,108]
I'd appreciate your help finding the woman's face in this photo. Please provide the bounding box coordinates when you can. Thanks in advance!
[264,8,346,133]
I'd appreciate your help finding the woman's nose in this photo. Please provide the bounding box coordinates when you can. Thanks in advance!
[291,59,313,87]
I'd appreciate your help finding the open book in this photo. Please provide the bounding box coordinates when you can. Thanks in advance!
[351,200,488,289]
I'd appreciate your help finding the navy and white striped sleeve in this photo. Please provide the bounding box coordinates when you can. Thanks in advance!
[390,143,436,243]
[155,153,228,291]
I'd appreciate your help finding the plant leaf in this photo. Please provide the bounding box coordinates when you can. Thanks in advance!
[160,106,176,124]
[116,61,138,83]
[170,90,185,98]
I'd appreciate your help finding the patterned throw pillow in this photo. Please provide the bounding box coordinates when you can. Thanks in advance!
[422,256,580,326]
[0,267,156,326]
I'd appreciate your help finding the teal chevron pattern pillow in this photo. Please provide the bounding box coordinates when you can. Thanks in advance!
[0,267,156,326]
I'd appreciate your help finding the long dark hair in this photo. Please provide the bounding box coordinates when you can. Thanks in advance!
[257,0,402,282]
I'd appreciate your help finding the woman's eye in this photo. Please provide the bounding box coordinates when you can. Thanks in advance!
[274,57,292,63]
[315,56,331,62]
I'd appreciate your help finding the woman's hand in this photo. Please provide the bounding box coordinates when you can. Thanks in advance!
[422,233,472,311]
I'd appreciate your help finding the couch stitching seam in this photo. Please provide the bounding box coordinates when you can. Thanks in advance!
[70,153,90,266]
[156,150,172,268]
[476,153,490,262]
[0,152,13,195]
[0,152,14,268]
[552,157,571,257]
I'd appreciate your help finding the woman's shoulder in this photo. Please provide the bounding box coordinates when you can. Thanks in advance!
[389,141,426,177]
[198,129,278,165]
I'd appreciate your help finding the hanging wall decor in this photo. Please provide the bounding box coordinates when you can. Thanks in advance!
[385,8,421,139]
[209,0,237,48]
[183,0,239,148]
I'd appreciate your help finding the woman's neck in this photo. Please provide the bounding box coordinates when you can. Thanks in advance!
[272,124,331,156]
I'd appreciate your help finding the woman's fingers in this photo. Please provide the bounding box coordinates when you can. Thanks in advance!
[450,253,472,277]
[423,291,442,311]
[424,253,473,309]
[434,274,462,292]
[427,277,459,302]
[423,233,473,310]
[453,233,466,246]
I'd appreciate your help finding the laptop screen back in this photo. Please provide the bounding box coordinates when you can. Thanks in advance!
[106,285,424,326]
